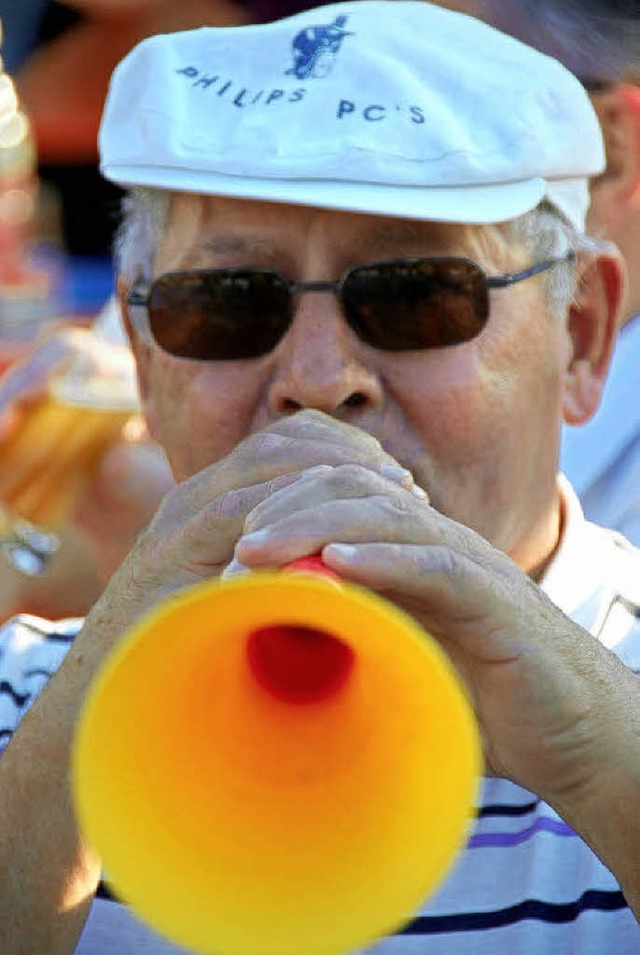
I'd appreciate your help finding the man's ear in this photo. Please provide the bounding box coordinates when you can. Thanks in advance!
[562,250,626,426]
[588,84,640,231]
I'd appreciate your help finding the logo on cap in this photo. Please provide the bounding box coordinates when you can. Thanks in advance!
[286,15,353,80]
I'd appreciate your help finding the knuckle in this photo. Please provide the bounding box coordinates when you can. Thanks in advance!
[376,491,415,520]
[330,462,371,486]
[235,429,295,466]
[242,498,273,533]
[290,408,329,427]
[147,484,182,524]
[264,472,302,497]
[434,545,461,577]
[207,487,251,524]
[416,544,464,579]
[242,475,301,532]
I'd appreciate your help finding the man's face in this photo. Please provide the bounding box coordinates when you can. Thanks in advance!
[127,194,573,573]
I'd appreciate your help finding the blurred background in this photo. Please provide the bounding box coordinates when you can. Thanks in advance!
[0,0,251,332]
[0,0,335,342]
[0,1,253,621]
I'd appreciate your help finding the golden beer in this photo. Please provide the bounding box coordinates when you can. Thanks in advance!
[0,373,137,530]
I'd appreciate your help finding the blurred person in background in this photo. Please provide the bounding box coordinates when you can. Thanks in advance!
[0,1,48,73]
[434,0,640,546]
[0,0,254,620]
[0,321,174,622]
[5,0,324,257]
[8,0,251,257]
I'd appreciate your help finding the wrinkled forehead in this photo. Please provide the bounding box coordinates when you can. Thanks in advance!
[157,192,516,269]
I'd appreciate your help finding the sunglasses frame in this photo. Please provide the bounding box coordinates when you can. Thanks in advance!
[126,253,574,360]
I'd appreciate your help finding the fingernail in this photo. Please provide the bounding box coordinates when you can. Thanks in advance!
[380,463,413,485]
[221,558,250,579]
[302,464,334,476]
[324,543,358,563]
[237,528,270,548]
[412,484,429,501]
[291,464,333,484]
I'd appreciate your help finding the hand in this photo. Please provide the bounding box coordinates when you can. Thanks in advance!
[0,326,159,619]
[0,326,83,441]
[96,409,420,631]
[229,429,635,820]
[0,324,134,443]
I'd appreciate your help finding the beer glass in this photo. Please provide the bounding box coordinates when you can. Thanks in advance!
[0,349,139,574]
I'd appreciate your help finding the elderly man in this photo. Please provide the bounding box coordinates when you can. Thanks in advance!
[1,2,640,953]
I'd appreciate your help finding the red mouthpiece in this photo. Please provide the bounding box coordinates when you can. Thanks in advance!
[246,556,354,704]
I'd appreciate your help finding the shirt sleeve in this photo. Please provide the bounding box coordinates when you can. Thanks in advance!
[0,614,82,757]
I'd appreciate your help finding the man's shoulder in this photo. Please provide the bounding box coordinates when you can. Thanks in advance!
[0,613,83,755]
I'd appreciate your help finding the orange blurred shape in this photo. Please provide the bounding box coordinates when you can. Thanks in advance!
[72,557,481,955]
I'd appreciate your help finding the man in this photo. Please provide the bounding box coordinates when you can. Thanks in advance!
[1,2,640,953]
[438,0,640,544]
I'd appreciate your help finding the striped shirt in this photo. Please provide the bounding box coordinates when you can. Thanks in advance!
[1,480,639,954]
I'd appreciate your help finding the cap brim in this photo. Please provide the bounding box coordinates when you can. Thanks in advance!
[103,165,548,225]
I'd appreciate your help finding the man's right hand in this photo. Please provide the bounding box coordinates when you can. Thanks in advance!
[92,408,418,641]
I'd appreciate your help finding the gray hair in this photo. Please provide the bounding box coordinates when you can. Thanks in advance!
[504,201,612,318]
[115,188,170,286]
[115,188,603,325]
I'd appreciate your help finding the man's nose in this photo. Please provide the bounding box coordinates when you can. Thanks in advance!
[266,287,383,416]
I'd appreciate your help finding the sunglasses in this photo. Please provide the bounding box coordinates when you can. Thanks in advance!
[126,255,570,361]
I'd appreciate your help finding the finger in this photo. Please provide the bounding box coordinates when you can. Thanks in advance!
[0,340,69,408]
[237,499,435,570]
[170,428,416,521]
[242,462,427,536]
[239,409,414,481]
[262,408,386,454]
[146,466,336,575]
[0,326,133,407]
[322,540,529,661]
[269,412,425,493]
[239,429,408,482]
[236,473,484,571]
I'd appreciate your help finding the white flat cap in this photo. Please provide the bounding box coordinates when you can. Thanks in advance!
[99,0,604,230]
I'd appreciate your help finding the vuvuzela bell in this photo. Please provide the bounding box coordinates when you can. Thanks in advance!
[72,564,481,955]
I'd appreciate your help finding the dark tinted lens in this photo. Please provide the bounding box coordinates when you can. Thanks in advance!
[342,258,488,350]
[147,270,292,360]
